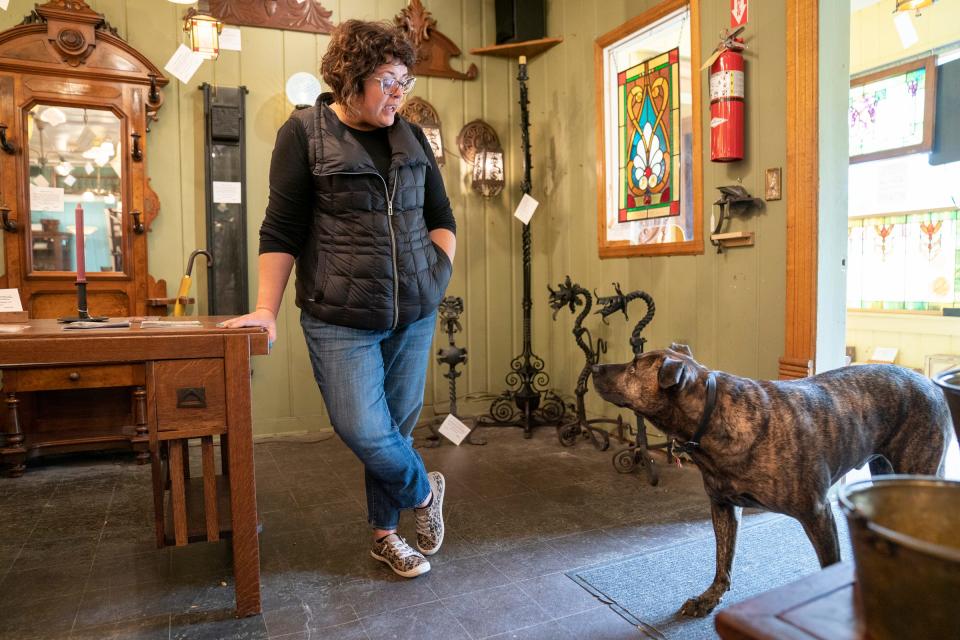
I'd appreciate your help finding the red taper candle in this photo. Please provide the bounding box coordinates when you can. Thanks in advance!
[74,203,86,283]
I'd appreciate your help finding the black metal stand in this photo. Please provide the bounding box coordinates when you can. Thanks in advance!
[548,276,625,451]
[425,297,484,447]
[594,284,672,486]
[475,57,567,438]
[57,281,107,323]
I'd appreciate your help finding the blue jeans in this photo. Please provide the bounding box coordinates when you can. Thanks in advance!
[301,310,435,530]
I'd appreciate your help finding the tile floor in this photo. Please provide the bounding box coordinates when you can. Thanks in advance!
[0,425,718,640]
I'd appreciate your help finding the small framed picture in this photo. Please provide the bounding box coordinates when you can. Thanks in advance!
[765,167,782,201]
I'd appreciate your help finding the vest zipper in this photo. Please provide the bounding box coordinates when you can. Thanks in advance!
[386,168,400,330]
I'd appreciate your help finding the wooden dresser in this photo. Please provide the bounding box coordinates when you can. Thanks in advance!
[0,318,268,616]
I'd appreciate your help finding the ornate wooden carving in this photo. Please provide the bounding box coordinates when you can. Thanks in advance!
[209,0,334,35]
[395,0,477,81]
[0,2,169,319]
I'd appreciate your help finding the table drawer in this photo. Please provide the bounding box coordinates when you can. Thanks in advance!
[153,359,226,433]
[6,364,145,392]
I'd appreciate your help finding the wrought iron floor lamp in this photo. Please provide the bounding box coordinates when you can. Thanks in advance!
[476,55,567,438]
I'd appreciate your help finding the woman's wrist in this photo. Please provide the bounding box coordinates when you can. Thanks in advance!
[255,305,277,316]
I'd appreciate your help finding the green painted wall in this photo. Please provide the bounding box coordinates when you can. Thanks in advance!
[529,0,787,423]
[1,0,791,435]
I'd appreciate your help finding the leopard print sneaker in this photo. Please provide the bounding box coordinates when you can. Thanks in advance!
[415,471,445,555]
[370,534,431,578]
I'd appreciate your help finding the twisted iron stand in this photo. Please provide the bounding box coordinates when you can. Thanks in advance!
[425,296,484,447]
[474,57,567,438]
[596,284,673,486]
[548,276,625,451]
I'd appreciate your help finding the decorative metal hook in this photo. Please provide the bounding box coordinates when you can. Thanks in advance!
[0,124,15,155]
[0,204,16,232]
[131,131,143,161]
[130,210,145,234]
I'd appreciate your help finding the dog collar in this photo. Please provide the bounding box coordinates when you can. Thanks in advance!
[675,372,717,455]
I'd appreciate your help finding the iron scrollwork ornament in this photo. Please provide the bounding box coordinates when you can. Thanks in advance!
[424,297,484,447]
[548,276,624,451]
[595,283,670,486]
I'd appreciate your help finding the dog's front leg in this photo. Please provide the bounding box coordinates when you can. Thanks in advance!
[680,500,741,617]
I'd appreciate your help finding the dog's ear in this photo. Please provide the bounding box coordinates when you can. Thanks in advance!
[658,356,687,389]
[669,343,693,357]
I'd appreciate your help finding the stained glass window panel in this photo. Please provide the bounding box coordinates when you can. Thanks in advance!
[618,48,681,223]
[847,210,960,311]
[849,66,927,158]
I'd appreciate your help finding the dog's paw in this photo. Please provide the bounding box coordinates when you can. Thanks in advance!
[679,595,719,618]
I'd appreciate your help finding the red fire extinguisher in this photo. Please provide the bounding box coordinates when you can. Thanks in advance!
[708,32,745,162]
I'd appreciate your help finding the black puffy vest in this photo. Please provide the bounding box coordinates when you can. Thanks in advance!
[291,94,452,330]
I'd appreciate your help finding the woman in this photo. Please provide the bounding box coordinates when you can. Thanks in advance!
[221,20,455,578]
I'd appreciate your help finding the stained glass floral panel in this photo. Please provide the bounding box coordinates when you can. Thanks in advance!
[596,1,702,258]
[847,210,960,311]
[849,56,936,163]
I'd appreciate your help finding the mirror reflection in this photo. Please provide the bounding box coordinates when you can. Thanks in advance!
[26,104,123,273]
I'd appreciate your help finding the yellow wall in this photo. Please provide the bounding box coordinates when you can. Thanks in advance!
[851,0,960,74]
[847,2,960,371]
[1,0,791,434]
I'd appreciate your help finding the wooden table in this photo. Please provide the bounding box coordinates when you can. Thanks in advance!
[0,318,268,617]
[715,562,866,640]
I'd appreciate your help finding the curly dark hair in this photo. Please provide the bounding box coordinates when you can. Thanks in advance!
[321,20,416,112]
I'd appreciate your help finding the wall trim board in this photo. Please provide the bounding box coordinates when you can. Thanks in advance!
[780,0,819,380]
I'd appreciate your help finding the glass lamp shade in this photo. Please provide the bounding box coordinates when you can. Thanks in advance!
[421,125,445,166]
[285,72,323,107]
[472,149,505,198]
[895,0,935,15]
[186,12,222,60]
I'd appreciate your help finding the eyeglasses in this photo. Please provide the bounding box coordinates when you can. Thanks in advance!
[371,75,417,96]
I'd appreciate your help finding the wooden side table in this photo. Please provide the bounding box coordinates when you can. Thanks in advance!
[715,562,867,640]
[0,319,268,617]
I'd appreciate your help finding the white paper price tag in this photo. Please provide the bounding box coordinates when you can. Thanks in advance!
[438,414,472,446]
[513,193,539,225]
[164,44,204,84]
[213,181,243,204]
[220,27,242,51]
[0,288,23,312]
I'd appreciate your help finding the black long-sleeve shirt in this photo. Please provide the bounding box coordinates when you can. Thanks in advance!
[259,116,456,257]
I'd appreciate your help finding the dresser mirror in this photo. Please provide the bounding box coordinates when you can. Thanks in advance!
[27,104,124,274]
[0,0,168,318]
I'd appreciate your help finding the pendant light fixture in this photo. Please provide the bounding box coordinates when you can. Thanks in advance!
[182,0,223,60]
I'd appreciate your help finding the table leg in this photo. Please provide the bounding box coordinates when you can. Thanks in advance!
[133,386,150,464]
[4,392,26,477]
[224,335,261,617]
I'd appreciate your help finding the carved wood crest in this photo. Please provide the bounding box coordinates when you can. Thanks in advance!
[209,0,335,35]
[19,0,114,67]
[395,0,477,81]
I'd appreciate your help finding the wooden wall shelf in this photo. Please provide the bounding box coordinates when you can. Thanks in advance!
[711,231,755,249]
[470,37,563,60]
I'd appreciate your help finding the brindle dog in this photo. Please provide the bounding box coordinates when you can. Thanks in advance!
[592,344,951,617]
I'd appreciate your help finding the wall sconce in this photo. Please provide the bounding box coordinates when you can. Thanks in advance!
[457,119,504,198]
[183,1,223,60]
[398,97,445,167]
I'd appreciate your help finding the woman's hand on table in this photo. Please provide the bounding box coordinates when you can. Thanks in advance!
[218,308,277,348]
